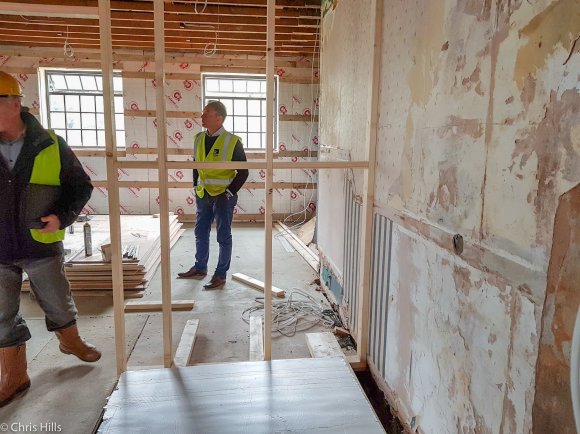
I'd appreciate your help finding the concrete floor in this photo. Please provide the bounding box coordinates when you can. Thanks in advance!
[0,224,330,433]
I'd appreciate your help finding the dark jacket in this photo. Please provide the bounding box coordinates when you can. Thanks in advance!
[0,112,93,262]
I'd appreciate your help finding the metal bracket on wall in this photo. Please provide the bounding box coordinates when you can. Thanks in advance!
[453,234,464,255]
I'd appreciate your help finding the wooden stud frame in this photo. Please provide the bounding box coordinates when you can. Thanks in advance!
[0,2,98,19]
[354,0,383,368]
[94,0,379,371]
[154,0,174,368]
[263,0,275,360]
[98,0,127,374]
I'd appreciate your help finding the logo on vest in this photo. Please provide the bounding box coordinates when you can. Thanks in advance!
[213,149,219,156]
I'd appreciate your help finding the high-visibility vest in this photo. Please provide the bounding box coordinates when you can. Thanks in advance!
[194,131,239,198]
[29,130,65,244]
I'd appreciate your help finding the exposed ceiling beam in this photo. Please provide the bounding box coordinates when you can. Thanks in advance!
[12,0,320,18]
[0,1,98,18]
[0,19,317,40]
[0,39,317,54]
[0,13,319,28]
[0,0,320,58]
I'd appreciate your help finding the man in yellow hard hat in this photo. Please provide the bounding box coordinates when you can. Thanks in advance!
[177,100,248,289]
[0,71,101,408]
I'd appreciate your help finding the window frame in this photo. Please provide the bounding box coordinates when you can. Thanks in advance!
[40,68,125,149]
[201,72,278,151]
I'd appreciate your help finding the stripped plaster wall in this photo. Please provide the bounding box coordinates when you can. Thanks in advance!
[0,48,319,218]
[317,0,374,286]
[319,0,580,433]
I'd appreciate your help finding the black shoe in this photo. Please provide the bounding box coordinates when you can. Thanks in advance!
[203,275,226,289]
[177,267,207,279]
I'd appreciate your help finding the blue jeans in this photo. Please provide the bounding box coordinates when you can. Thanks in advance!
[194,192,237,278]
[0,255,78,348]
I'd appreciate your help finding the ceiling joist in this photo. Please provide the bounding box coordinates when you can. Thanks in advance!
[0,0,321,57]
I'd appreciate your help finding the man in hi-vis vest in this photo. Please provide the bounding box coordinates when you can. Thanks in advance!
[0,71,100,408]
[178,100,249,289]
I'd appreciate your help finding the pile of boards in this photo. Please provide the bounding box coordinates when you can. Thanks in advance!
[23,214,184,295]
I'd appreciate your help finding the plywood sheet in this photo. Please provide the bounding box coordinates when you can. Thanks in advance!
[98,358,385,434]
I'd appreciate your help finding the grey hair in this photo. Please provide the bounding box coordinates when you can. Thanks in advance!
[205,100,227,119]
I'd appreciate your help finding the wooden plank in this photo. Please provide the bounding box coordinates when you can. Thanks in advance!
[158,161,369,170]
[99,0,127,375]
[122,71,201,80]
[249,316,264,361]
[163,161,265,170]
[73,290,143,299]
[274,222,319,271]
[178,213,292,223]
[73,148,126,157]
[80,148,315,158]
[90,180,316,190]
[154,0,173,369]
[124,109,202,118]
[263,0,275,362]
[124,300,195,313]
[23,288,143,298]
[173,319,199,368]
[356,0,383,369]
[0,2,98,18]
[279,114,319,122]
[119,148,316,158]
[272,161,369,169]
[305,332,345,360]
[232,273,285,298]
[0,47,316,68]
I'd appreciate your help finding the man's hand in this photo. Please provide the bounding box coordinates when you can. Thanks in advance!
[38,214,61,233]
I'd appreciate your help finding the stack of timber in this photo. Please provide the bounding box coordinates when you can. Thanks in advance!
[23,215,184,293]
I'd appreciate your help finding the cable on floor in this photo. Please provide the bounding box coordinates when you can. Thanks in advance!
[241,288,335,337]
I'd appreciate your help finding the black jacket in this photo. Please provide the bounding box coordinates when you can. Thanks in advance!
[0,112,93,262]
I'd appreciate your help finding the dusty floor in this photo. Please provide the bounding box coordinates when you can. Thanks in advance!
[0,224,332,434]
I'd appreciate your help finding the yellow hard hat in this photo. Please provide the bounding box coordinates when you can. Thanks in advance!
[0,71,22,97]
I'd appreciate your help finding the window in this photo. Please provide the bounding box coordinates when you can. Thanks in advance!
[44,70,125,147]
[203,74,277,149]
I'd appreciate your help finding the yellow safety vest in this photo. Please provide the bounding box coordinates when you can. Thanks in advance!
[29,130,65,244]
[194,131,239,198]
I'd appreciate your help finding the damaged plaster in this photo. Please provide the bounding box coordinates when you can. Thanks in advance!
[533,184,580,434]
[320,0,580,432]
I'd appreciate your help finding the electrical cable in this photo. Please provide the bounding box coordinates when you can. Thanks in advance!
[193,0,208,14]
[203,28,218,57]
[241,289,335,337]
[180,22,218,57]
[63,25,74,58]
[281,15,322,231]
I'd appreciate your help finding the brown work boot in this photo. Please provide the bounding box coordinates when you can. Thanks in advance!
[55,324,101,363]
[0,344,31,407]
